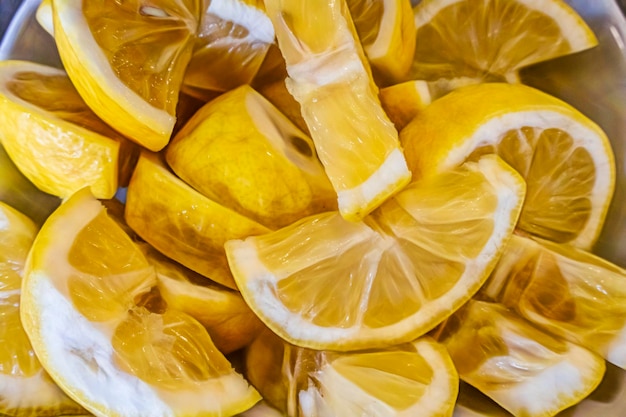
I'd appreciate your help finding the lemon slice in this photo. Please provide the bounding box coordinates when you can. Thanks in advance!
[0,202,87,416]
[20,188,260,416]
[438,300,605,417]
[400,82,615,249]
[347,0,416,83]
[125,151,270,289]
[246,329,458,417]
[264,0,411,220]
[379,80,433,130]
[144,245,264,354]
[226,155,525,350]
[51,0,200,151]
[182,0,275,96]
[410,0,598,83]
[0,60,132,199]
[484,233,626,370]
[166,85,337,229]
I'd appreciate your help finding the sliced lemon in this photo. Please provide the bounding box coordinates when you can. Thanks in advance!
[166,85,337,229]
[182,0,275,96]
[264,0,411,220]
[410,0,598,83]
[51,0,200,151]
[0,202,87,416]
[20,188,260,416]
[483,233,626,370]
[379,80,433,130]
[257,79,309,135]
[347,0,416,83]
[246,328,458,417]
[438,300,605,417]
[226,155,525,350]
[125,151,270,289]
[143,245,264,354]
[0,60,134,199]
[400,82,615,249]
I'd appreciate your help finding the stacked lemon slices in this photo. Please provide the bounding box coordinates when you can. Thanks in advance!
[0,0,622,416]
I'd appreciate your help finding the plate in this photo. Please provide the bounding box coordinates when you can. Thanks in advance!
[0,1,625,416]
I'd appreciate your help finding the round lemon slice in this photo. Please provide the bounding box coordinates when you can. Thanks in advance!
[0,202,87,416]
[20,188,260,416]
[400,82,615,249]
[226,155,525,350]
[246,329,458,417]
[410,0,598,83]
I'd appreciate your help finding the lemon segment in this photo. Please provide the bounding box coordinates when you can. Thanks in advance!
[438,300,605,417]
[0,202,87,416]
[166,85,337,230]
[51,0,198,151]
[410,0,598,83]
[0,60,125,199]
[264,0,411,220]
[246,329,458,417]
[379,80,432,130]
[226,155,525,350]
[400,83,615,249]
[483,234,626,370]
[126,151,270,289]
[21,188,260,416]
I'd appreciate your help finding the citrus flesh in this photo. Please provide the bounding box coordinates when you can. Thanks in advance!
[483,233,626,370]
[246,329,458,417]
[0,202,86,416]
[51,0,201,151]
[166,85,337,230]
[379,80,433,130]
[226,155,525,351]
[125,151,270,290]
[264,0,411,220]
[0,60,130,199]
[410,0,598,83]
[347,0,416,83]
[400,82,615,249]
[20,188,260,416]
[438,300,605,417]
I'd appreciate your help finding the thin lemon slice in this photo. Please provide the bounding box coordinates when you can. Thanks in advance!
[226,155,525,350]
[166,85,337,229]
[410,0,598,83]
[51,0,201,151]
[347,0,416,83]
[126,151,270,289]
[264,0,411,220]
[0,202,86,416]
[0,60,131,199]
[246,329,458,417]
[438,300,605,417]
[483,233,626,370]
[144,245,264,354]
[400,83,615,249]
[182,0,275,95]
[20,188,260,416]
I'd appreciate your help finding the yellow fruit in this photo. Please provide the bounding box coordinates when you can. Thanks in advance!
[166,85,337,229]
[246,328,458,417]
[0,202,86,416]
[125,151,270,289]
[226,155,525,350]
[51,0,201,151]
[35,0,54,36]
[347,0,416,83]
[21,188,260,416]
[400,83,615,249]
[379,80,433,131]
[0,60,133,199]
[264,0,411,221]
[182,0,275,96]
[438,300,605,417]
[483,233,626,370]
[257,80,309,135]
[143,245,264,354]
[410,0,598,83]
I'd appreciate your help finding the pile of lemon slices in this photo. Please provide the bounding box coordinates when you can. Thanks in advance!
[0,0,623,416]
